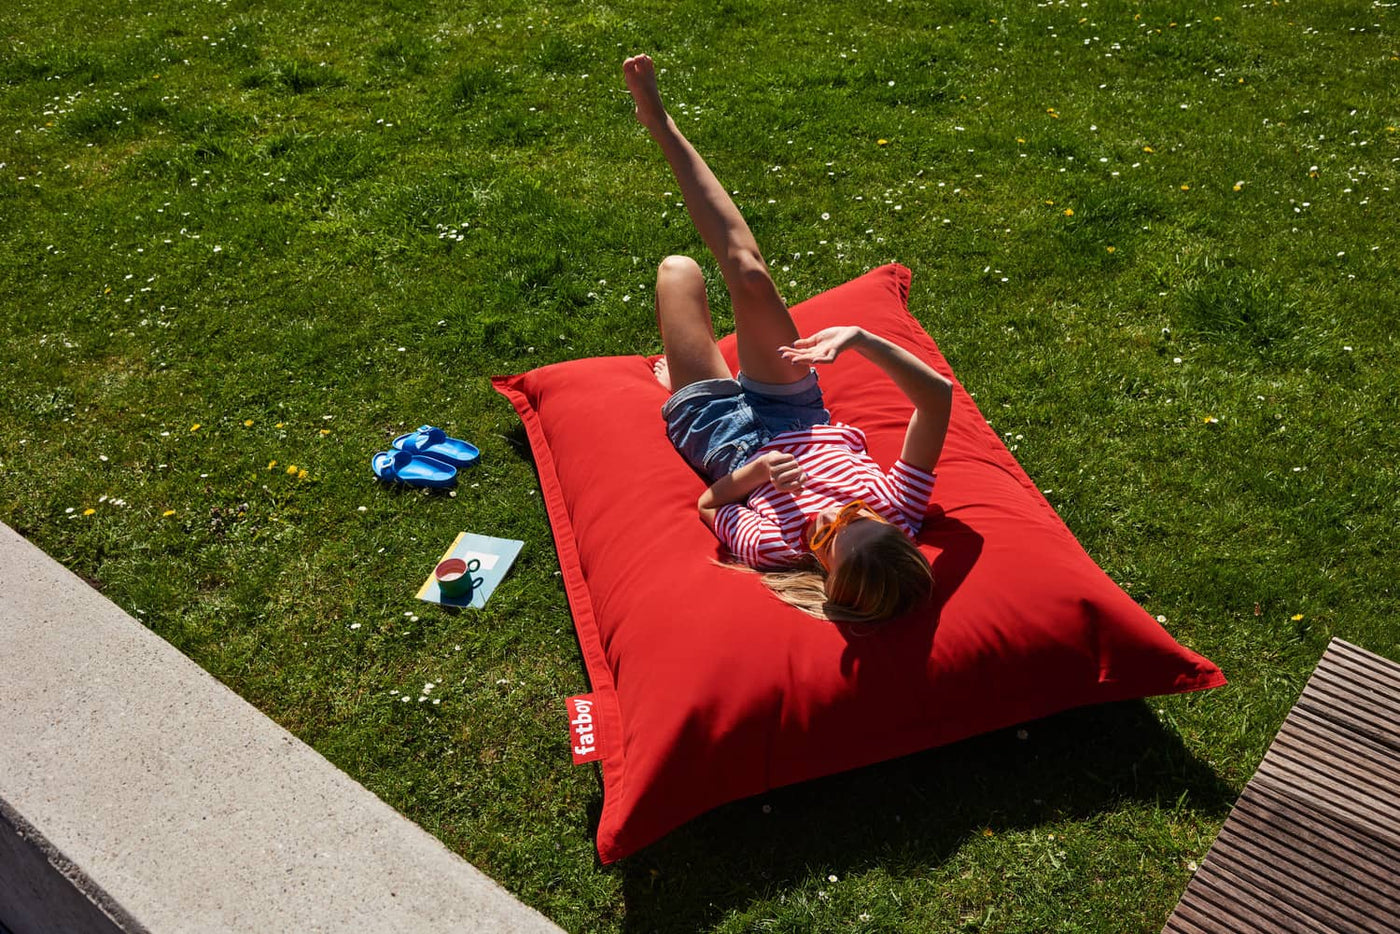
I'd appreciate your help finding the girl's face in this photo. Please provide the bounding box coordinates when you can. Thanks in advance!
[809,502,890,573]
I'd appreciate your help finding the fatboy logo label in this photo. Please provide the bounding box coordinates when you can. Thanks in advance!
[567,694,603,764]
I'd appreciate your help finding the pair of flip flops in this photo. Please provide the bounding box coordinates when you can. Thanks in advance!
[372,426,480,489]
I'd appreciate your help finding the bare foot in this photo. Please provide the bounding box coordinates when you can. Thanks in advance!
[623,54,667,130]
[653,357,673,391]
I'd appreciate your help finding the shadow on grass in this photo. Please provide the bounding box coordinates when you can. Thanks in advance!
[504,421,536,465]
[613,700,1236,932]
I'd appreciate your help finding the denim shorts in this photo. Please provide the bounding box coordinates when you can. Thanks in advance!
[661,369,830,482]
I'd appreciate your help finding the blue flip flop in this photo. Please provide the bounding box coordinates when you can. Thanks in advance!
[391,425,480,470]
[371,450,457,489]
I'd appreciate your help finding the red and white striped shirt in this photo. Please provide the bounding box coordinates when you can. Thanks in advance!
[712,423,937,569]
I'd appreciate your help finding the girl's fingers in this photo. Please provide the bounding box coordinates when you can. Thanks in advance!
[776,473,804,491]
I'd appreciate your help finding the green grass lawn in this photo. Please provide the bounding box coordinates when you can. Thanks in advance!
[2,0,1397,929]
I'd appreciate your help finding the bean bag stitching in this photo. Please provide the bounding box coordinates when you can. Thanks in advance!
[491,373,631,844]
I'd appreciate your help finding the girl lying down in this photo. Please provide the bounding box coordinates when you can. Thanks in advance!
[623,53,954,623]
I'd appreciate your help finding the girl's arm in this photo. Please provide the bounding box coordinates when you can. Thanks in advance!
[780,326,953,472]
[697,451,804,528]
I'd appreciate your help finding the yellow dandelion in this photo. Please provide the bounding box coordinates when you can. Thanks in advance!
[877,138,889,146]
[1203,415,1219,425]
[1213,16,1222,21]
[104,287,112,294]
[1106,246,1116,253]
[1233,183,1243,192]
[244,419,254,427]
[275,422,284,428]
[163,509,176,517]
[286,464,298,475]
[1063,208,1074,216]
[983,828,994,837]
[1180,184,1190,191]
[268,460,277,469]
[1016,137,1026,143]
[319,428,330,436]
[297,468,308,480]
[1143,146,1156,154]
[83,508,96,516]
[190,423,201,432]
[1291,613,1305,621]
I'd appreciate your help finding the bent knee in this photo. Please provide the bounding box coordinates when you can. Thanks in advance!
[658,254,703,281]
[733,253,776,295]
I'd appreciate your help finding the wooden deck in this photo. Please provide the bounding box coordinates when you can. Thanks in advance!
[1164,638,1400,934]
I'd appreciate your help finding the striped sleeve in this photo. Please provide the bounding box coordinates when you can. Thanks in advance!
[886,458,938,528]
[713,503,803,569]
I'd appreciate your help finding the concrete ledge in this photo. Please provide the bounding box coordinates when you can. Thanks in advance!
[0,523,563,933]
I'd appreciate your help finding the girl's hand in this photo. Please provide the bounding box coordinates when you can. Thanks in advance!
[762,452,805,492]
[778,326,866,366]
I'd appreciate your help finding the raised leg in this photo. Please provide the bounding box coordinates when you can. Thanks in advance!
[624,54,809,386]
[654,254,730,393]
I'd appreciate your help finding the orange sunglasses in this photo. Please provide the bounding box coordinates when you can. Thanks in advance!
[809,499,891,557]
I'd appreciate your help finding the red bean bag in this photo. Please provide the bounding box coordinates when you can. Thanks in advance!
[493,263,1225,864]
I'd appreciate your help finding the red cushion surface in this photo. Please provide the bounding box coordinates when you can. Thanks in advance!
[493,263,1225,863]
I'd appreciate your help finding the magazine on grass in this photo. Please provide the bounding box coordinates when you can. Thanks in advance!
[416,532,524,609]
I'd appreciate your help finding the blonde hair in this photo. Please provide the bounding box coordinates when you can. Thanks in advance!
[731,521,933,623]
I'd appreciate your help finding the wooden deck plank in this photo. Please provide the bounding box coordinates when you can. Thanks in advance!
[1279,711,1400,793]
[1197,851,1374,934]
[1209,832,1400,930]
[1191,864,1341,934]
[1297,683,1400,750]
[1263,736,1400,827]
[1176,874,1300,934]
[1254,764,1400,839]
[1164,639,1400,933]
[1211,813,1388,912]
[1329,641,1400,689]
[1243,781,1400,871]
[1169,889,1284,934]
[1268,729,1400,819]
[1311,657,1400,703]
[1162,900,1219,934]
[1231,795,1400,897]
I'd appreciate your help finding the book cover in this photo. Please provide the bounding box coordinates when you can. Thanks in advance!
[416,531,524,609]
